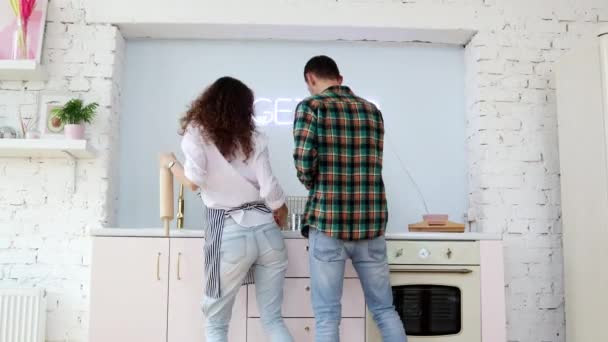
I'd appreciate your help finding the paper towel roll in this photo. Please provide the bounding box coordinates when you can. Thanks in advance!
[160,166,174,235]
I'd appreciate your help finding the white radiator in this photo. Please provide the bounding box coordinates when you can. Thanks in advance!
[0,289,46,342]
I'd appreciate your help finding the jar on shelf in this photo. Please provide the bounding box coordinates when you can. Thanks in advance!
[11,18,29,60]
[25,130,40,139]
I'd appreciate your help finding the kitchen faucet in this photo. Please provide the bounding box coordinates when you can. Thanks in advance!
[176,184,184,229]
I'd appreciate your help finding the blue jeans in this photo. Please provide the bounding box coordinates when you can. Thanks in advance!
[202,220,293,342]
[309,229,407,342]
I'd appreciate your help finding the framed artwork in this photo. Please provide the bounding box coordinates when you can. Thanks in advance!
[37,93,73,138]
[0,0,49,61]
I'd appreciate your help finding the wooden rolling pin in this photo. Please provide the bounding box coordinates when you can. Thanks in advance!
[160,164,174,236]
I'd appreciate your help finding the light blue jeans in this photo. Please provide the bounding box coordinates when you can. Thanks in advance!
[309,229,407,342]
[202,220,293,342]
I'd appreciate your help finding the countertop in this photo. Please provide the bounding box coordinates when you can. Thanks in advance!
[91,228,501,241]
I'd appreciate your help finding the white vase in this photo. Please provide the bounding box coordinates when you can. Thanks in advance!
[11,18,28,60]
[64,124,85,139]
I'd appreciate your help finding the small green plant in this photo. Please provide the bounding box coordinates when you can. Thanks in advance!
[51,99,99,125]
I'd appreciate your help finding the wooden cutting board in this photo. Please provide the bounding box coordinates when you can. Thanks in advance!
[408,220,466,233]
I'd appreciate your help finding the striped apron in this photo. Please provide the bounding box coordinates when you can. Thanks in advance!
[204,202,272,299]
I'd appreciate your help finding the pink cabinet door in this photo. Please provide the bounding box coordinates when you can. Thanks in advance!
[168,238,247,342]
[285,238,358,278]
[248,278,365,318]
[90,237,169,342]
[247,318,365,342]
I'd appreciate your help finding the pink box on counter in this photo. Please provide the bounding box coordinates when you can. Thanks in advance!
[422,214,449,225]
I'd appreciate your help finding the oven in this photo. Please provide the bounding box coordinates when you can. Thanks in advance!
[367,240,481,342]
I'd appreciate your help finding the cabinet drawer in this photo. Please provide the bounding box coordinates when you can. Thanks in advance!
[247,318,364,342]
[247,278,365,318]
[285,239,358,278]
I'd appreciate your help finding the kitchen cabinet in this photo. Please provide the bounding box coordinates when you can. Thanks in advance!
[89,237,169,342]
[556,26,608,342]
[90,236,246,342]
[247,278,365,318]
[167,238,248,342]
[247,318,365,342]
[167,238,204,342]
[90,233,364,342]
[90,229,503,342]
[284,239,358,278]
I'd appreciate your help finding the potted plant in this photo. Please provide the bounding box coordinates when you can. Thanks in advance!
[51,99,98,140]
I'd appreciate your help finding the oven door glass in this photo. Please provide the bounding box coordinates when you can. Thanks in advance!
[367,265,481,342]
[393,285,461,336]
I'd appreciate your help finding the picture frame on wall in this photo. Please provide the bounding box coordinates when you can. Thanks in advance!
[0,0,49,61]
[37,93,74,139]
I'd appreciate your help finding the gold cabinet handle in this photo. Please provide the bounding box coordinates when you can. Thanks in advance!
[156,252,162,281]
[177,252,182,280]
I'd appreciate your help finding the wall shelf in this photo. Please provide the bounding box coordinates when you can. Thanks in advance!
[0,60,48,81]
[0,139,95,193]
[0,139,95,158]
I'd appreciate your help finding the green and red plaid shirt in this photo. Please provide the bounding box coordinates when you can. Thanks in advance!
[293,85,387,241]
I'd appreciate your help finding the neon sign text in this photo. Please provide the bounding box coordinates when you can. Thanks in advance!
[254,97,381,126]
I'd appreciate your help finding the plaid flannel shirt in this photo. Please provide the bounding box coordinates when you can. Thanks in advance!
[293,86,387,241]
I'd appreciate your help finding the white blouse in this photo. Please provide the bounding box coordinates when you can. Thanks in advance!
[181,125,286,227]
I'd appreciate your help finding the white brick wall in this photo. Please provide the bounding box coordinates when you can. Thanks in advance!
[461,1,604,340]
[0,0,123,341]
[0,0,606,341]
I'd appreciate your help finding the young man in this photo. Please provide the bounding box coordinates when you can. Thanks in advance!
[293,55,407,342]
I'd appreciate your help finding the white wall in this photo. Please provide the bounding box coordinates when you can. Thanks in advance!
[0,0,607,341]
[0,1,124,341]
[118,40,466,231]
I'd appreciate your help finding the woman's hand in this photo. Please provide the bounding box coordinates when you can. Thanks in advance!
[160,152,177,168]
[273,204,288,229]
[159,152,200,192]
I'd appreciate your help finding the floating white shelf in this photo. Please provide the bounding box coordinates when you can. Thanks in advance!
[0,139,95,158]
[0,139,95,193]
[0,59,48,81]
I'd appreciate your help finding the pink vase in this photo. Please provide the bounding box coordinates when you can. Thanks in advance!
[64,124,85,139]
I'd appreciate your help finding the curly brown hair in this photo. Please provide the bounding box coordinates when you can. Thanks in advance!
[180,77,256,161]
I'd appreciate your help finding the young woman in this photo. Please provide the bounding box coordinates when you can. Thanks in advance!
[160,77,293,342]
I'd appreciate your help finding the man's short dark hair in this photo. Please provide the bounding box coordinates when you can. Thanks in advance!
[304,55,341,81]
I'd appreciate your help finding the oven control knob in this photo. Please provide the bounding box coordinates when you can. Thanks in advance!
[418,248,430,259]
[394,248,404,258]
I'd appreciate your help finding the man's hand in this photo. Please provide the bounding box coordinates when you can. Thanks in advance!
[273,204,288,229]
